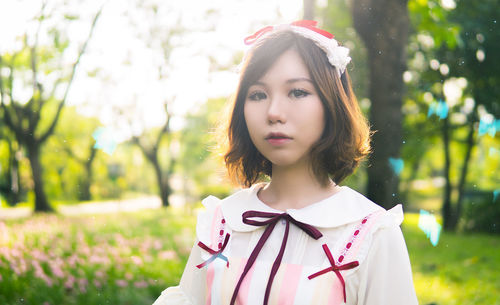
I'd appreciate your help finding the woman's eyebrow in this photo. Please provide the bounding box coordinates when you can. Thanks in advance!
[286,77,313,84]
[253,78,313,86]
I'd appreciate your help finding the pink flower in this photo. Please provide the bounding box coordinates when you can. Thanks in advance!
[134,280,148,288]
[78,278,88,293]
[153,240,163,250]
[130,255,143,265]
[93,279,102,288]
[50,263,64,278]
[115,279,127,287]
[67,255,79,268]
[65,275,76,289]
[95,270,105,278]
[158,250,177,260]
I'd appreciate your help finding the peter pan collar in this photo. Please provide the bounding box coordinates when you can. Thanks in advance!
[220,182,386,232]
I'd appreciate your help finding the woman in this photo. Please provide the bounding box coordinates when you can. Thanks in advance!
[153,20,418,305]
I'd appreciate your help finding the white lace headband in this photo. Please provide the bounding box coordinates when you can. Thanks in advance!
[243,20,351,76]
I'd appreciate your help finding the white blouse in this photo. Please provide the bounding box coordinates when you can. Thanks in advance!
[153,182,418,305]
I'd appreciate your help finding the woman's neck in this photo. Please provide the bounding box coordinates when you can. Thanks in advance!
[257,163,340,211]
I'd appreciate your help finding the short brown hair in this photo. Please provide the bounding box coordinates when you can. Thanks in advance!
[216,30,371,188]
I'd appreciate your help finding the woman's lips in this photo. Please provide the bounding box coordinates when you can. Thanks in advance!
[266,137,292,145]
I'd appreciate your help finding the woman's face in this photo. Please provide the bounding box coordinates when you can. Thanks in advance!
[244,48,325,168]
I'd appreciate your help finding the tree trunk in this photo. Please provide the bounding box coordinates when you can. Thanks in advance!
[400,154,422,206]
[78,147,96,201]
[442,115,453,230]
[9,148,22,205]
[452,114,476,230]
[152,158,171,207]
[26,142,53,212]
[1,139,21,206]
[303,0,315,20]
[352,0,409,209]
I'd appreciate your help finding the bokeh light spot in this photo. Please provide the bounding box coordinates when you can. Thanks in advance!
[418,210,442,247]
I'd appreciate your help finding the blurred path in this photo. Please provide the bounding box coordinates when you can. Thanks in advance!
[0,196,162,220]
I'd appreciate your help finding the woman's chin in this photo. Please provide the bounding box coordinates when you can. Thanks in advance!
[264,156,304,168]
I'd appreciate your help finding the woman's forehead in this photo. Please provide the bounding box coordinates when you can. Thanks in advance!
[252,49,312,85]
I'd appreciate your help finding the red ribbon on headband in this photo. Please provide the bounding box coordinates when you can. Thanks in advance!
[244,20,334,45]
[291,20,334,39]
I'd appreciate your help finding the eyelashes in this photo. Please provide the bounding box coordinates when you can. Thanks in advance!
[290,89,310,98]
[248,91,267,101]
[247,89,311,101]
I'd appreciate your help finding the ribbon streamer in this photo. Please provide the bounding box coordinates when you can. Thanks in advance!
[230,210,323,305]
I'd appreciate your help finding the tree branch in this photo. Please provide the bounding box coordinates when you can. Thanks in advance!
[39,8,103,144]
[6,56,25,130]
[131,135,155,163]
[0,55,23,139]
[154,102,171,149]
[29,2,46,107]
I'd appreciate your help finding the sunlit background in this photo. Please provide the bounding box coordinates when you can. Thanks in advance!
[0,0,499,304]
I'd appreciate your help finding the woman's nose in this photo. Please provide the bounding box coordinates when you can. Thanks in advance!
[267,96,286,124]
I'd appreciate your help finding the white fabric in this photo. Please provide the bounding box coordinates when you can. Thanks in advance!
[152,182,418,305]
[287,25,351,75]
[243,24,351,76]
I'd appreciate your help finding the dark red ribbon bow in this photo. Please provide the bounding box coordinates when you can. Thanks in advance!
[244,20,334,45]
[196,233,230,269]
[230,211,323,305]
[308,244,359,303]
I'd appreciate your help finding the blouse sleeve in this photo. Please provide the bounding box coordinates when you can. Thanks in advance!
[356,219,419,305]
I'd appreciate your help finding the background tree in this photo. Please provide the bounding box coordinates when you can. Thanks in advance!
[0,119,22,206]
[119,2,187,208]
[0,4,102,212]
[177,97,232,203]
[130,103,176,207]
[303,0,316,20]
[404,0,499,230]
[46,106,101,201]
[351,0,410,209]
[442,0,499,231]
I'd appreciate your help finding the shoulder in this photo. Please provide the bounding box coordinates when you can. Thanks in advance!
[195,185,258,245]
[324,202,405,277]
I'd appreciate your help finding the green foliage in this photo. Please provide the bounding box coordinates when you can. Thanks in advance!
[37,105,159,202]
[447,0,500,116]
[178,97,232,200]
[402,0,499,229]
[409,0,461,48]
[461,190,500,233]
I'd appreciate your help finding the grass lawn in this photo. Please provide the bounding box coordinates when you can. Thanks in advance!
[403,213,500,305]
[0,208,499,304]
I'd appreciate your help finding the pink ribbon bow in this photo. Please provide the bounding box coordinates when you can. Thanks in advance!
[244,20,334,45]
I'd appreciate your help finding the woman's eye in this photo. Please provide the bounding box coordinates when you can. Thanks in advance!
[248,91,267,101]
[290,89,310,98]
